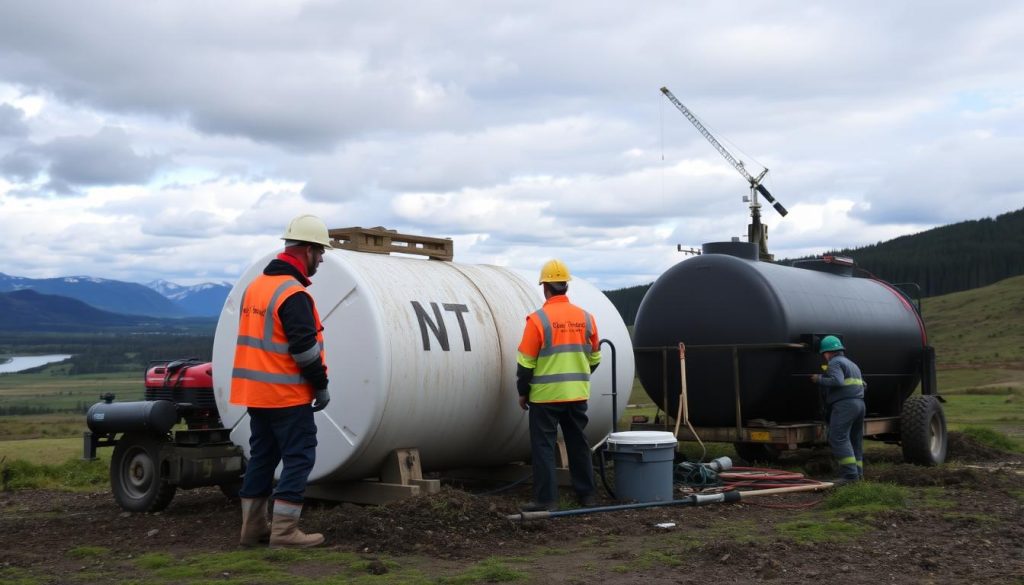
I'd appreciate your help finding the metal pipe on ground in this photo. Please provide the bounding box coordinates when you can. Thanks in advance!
[506,482,833,522]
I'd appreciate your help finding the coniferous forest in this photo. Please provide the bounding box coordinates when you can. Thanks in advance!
[822,207,1024,297]
[604,207,1024,325]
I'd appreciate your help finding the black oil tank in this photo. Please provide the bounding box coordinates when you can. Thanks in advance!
[633,243,926,426]
[86,399,179,434]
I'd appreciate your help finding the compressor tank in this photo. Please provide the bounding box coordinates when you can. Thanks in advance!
[633,243,926,427]
[212,250,634,483]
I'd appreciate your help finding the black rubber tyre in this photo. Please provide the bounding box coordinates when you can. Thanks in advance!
[110,433,177,513]
[732,442,781,465]
[900,395,948,466]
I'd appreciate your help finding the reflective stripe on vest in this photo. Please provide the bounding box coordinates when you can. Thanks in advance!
[231,368,305,385]
[529,306,595,403]
[230,274,325,408]
[843,378,865,386]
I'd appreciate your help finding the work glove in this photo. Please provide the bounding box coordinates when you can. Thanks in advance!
[312,388,330,412]
[518,395,529,411]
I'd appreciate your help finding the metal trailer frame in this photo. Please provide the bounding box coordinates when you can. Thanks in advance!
[83,403,245,513]
[630,342,941,454]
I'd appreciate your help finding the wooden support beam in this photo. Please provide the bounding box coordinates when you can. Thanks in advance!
[305,447,440,504]
[555,438,569,469]
[380,448,423,485]
[410,478,441,494]
[306,481,421,505]
[328,226,454,261]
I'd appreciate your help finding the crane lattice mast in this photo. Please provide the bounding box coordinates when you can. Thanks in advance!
[660,86,788,261]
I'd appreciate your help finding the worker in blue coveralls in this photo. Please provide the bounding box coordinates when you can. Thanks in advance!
[810,335,866,483]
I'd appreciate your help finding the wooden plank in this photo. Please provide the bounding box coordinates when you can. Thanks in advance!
[634,416,899,448]
[328,226,454,261]
[410,478,441,494]
[306,481,421,505]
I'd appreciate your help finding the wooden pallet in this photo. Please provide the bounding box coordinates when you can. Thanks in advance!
[328,226,453,261]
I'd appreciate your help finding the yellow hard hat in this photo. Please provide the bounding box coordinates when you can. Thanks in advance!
[281,214,335,249]
[538,259,572,284]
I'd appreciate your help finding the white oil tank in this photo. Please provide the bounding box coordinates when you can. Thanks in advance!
[212,249,635,483]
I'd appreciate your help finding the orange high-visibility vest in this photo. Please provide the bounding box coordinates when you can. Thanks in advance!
[517,295,600,403]
[230,274,326,408]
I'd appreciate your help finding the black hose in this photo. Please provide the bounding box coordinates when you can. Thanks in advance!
[476,473,532,496]
[596,446,616,499]
[508,491,742,522]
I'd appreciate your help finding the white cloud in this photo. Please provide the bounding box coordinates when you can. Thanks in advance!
[0,0,1021,292]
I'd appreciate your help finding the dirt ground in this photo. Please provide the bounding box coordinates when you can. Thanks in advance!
[1,434,1022,584]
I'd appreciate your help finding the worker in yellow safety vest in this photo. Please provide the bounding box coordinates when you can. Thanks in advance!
[516,259,601,512]
[231,214,334,548]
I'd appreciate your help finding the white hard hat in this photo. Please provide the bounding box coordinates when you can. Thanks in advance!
[281,214,335,249]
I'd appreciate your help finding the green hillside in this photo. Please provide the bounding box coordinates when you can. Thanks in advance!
[921,274,1024,367]
[921,274,1024,439]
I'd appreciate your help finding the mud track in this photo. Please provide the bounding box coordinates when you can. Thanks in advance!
[1,438,1022,584]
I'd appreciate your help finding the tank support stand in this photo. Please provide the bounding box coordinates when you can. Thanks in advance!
[305,448,441,505]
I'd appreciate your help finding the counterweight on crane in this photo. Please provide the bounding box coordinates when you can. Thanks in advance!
[660,86,788,261]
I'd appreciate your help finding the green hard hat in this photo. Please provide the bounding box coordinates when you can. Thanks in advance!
[819,335,845,353]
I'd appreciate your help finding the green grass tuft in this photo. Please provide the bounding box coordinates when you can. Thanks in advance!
[439,557,528,584]
[0,567,43,585]
[777,518,867,543]
[961,426,1022,452]
[639,549,683,568]
[0,457,108,491]
[917,487,955,509]
[824,481,908,513]
[134,552,176,570]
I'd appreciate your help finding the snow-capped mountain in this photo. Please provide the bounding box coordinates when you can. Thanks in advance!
[146,280,232,316]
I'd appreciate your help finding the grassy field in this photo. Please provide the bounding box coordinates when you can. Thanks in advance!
[0,370,142,413]
[1,275,1023,466]
[922,274,1024,365]
[924,276,1024,439]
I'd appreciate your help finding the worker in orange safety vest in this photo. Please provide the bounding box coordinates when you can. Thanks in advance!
[231,214,333,548]
[516,259,601,512]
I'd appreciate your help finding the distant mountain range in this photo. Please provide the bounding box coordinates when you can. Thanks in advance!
[0,289,188,332]
[0,273,231,319]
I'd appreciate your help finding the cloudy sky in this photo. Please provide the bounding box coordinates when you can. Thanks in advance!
[1,1,1021,290]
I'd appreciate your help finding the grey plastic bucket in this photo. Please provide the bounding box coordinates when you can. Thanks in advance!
[606,431,678,502]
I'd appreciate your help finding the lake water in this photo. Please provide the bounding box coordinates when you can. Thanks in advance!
[0,354,73,373]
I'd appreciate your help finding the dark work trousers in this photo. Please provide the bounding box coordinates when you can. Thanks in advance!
[528,400,596,505]
[828,398,866,480]
[239,404,318,504]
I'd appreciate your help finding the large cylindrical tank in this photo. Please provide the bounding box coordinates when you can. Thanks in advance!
[212,250,633,483]
[633,243,926,427]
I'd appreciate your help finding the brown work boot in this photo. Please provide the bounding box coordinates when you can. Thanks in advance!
[239,497,270,547]
[269,500,324,548]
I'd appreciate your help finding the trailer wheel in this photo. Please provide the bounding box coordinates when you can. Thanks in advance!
[111,433,177,513]
[733,442,781,464]
[901,395,947,466]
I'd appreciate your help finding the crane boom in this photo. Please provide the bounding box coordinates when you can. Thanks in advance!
[660,86,787,218]
[660,86,757,186]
